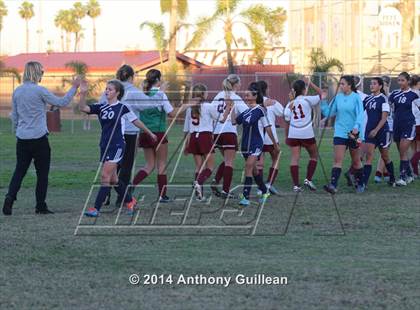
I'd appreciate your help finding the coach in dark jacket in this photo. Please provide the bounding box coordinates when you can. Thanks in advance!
[2,61,81,215]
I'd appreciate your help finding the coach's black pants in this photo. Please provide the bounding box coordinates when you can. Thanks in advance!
[116,134,138,201]
[6,135,51,209]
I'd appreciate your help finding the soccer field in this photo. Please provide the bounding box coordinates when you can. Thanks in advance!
[0,118,419,309]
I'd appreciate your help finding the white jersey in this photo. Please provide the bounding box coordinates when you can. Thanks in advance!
[284,95,320,139]
[211,91,248,134]
[263,97,284,145]
[183,102,220,133]
[413,98,420,126]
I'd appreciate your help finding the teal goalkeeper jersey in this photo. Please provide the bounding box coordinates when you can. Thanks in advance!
[321,92,365,140]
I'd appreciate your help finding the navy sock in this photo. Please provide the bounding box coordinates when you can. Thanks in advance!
[385,161,395,182]
[114,180,132,203]
[362,165,372,185]
[95,186,111,211]
[253,174,267,194]
[401,160,409,179]
[243,177,253,199]
[331,167,342,187]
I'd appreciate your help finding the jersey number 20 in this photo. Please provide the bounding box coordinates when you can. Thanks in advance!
[292,104,305,119]
[102,110,115,119]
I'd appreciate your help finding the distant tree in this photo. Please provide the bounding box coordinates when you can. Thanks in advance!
[86,0,101,51]
[65,61,88,76]
[309,48,344,73]
[70,2,86,52]
[18,1,35,53]
[140,22,167,69]
[185,0,287,73]
[0,0,7,55]
[0,60,21,83]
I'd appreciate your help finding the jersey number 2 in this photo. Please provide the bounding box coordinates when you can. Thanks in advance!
[292,104,305,119]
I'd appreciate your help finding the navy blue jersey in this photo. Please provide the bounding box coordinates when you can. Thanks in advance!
[88,102,137,148]
[236,105,270,152]
[389,89,419,124]
[363,93,390,132]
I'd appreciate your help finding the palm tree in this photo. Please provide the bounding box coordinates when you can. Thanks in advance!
[309,48,344,74]
[85,0,101,52]
[185,0,287,73]
[54,10,66,52]
[0,0,7,55]
[65,61,88,76]
[160,0,188,72]
[140,22,167,69]
[18,1,35,53]
[71,2,86,52]
[0,60,21,83]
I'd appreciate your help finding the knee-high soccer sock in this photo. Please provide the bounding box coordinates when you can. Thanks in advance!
[253,173,268,194]
[385,161,395,182]
[243,176,253,199]
[362,164,372,185]
[133,169,148,185]
[354,168,364,186]
[94,186,111,211]
[222,166,233,193]
[375,170,382,178]
[330,167,342,188]
[157,174,167,197]
[306,160,317,181]
[400,160,409,179]
[290,165,299,186]
[214,162,225,183]
[410,152,420,176]
[266,167,278,185]
[258,169,264,178]
[194,172,198,181]
[197,168,212,185]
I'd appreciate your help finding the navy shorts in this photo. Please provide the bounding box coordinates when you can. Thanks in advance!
[365,129,392,149]
[333,137,359,149]
[100,144,125,163]
[241,144,263,159]
[393,122,416,142]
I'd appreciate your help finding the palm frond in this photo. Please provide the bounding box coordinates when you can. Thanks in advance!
[65,61,88,76]
[241,4,286,37]
[184,14,219,50]
[216,0,241,16]
[140,21,167,52]
[243,23,265,63]
[160,0,188,19]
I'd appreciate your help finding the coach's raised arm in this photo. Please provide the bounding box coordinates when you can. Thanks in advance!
[3,61,81,216]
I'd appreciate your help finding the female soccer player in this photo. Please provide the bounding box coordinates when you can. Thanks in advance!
[183,84,231,200]
[389,72,419,186]
[410,75,420,178]
[321,75,365,194]
[229,82,279,206]
[210,74,248,198]
[360,77,395,189]
[255,80,283,195]
[284,77,322,192]
[131,69,176,202]
[79,80,156,217]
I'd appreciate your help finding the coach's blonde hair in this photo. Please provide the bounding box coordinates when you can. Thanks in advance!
[222,74,240,91]
[23,61,44,83]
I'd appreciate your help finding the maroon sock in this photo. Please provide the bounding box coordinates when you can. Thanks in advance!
[306,160,317,181]
[157,174,167,197]
[133,169,148,185]
[197,168,212,185]
[194,172,199,181]
[411,152,420,175]
[375,171,382,177]
[266,167,279,185]
[222,166,233,193]
[258,169,263,178]
[215,162,225,183]
[290,165,299,186]
[383,171,389,177]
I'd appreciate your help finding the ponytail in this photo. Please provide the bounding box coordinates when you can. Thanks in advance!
[116,64,134,82]
[341,75,357,93]
[292,80,306,97]
[143,69,162,94]
[222,74,240,91]
[191,83,207,118]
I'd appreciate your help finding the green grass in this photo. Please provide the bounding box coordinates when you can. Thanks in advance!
[0,119,419,309]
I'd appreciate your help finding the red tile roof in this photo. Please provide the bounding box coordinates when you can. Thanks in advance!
[2,51,207,72]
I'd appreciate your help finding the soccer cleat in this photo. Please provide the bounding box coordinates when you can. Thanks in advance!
[238,196,250,207]
[195,195,207,202]
[395,179,407,187]
[159,195,171,203]
[383,176,390,182]
[256,189,263,197]
[344,171,355,187]
[126,197,137,215]
[193,181,204,200]
[220,191,237,200]
[406,176,414,184]
[259,192,270,204]
[374,176,382,183]
[293,185,303,193]
[210,180,222,197]
[266,183,280,195]
[356,184,366,193]
[2,196,13,216]
[323,184,337,194]
[303,179,317,191]
[84,207,99,217]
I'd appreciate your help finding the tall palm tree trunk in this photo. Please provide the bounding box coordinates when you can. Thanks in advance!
[60,30,64,52]
[168,0,178,72]
[92,18,96,51]
[224,19,234,74]
[25,20,29,53]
